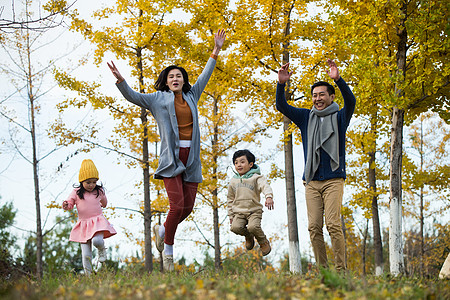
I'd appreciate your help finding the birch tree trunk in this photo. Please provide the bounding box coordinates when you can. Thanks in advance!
[23,16,43,280]
[389,0,407,276]
[213,97,221,270]
[389,106,405,276]
[137,17,153,271]
[419,118,425,276]
[282,8,301,274]
[369,114,383,276]
[30,65,43,280]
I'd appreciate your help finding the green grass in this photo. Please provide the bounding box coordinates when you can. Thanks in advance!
[1,267,449,299]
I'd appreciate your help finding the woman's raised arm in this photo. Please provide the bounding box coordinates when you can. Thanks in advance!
[212,29,226,56]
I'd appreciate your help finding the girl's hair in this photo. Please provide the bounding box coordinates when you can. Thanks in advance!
[232,149,257,169]
[74,182,105,200]
[154,65,191,93]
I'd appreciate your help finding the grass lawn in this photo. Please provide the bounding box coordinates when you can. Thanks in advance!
[1,266,449,299]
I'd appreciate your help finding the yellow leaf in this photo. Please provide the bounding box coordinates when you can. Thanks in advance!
[84,289,95,296]
[196,279,204,289]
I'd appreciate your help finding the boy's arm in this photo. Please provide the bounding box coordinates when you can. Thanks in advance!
[257,175,274,210]
[227,184,235,222]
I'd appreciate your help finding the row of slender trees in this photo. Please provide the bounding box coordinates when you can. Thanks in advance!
[1,0,448,279]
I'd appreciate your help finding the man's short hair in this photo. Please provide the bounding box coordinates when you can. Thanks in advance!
[311,81,335,96]
[232,149,256,168]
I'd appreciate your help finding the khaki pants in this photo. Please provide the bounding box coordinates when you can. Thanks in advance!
[230,212,267,244]
[439,253,450,279]
[304,178,346,271]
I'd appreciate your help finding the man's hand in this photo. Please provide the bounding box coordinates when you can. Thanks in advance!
[326,59,340,81]
[278,63,293,84]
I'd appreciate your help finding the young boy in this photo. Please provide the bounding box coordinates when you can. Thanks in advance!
[227,149,274,256]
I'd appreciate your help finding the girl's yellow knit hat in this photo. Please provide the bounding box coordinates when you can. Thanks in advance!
[79,159,99,182]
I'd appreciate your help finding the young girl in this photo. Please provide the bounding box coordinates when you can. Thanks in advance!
[62,159,116,275]
[107,30,226,271]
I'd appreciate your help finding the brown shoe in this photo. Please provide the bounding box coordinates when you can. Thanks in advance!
[245,234,255,250]
[260,240,271,256]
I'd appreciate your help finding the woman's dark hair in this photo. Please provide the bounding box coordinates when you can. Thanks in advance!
[74,182,104,200]
[232,149,257,169]
[154,65,191,93]
[311,81,335,95]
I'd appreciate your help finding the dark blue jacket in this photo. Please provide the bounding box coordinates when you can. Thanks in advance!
[276,77,356,181]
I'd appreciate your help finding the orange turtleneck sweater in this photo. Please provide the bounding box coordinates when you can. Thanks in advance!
[174,93,193,140]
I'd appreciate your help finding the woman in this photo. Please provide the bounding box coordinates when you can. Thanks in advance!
[107,29,226,271]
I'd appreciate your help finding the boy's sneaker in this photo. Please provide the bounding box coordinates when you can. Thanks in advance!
[162,252,175,272]
[98,247,107,262]
[153,224,164,253]
[245,234,255,250]
[259,240,271,256]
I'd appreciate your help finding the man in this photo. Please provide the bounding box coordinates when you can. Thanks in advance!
[276,59,356,271]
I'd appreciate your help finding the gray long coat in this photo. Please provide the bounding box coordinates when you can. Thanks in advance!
[116,57,217,183]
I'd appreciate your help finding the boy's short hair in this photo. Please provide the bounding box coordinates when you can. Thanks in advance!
[232,149,256,168]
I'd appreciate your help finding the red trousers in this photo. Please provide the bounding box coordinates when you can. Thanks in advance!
[163,147,198,245]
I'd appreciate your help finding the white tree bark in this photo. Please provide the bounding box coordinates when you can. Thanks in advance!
[389,0,407,276]
[289,241,302,273]
[389,196,404,275]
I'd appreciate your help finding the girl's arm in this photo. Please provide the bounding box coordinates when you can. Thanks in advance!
[63,190,76,210]
[62,201,70,210]
[100,191,107,208]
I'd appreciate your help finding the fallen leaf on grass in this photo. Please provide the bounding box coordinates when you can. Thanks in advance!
[84,289,95,296]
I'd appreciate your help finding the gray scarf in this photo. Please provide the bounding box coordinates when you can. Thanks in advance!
[305,102,340,184]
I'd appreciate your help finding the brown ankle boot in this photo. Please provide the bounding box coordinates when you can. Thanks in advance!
[245,234,255,250]
[259,240,271,256]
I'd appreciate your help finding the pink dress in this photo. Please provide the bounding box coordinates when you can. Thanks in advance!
[65,188,116,243]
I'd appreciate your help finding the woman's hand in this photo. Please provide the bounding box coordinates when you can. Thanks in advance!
[107,61,125,83]
[278,63,293,84]
[62,201,69,210]
[212,29,226,56]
